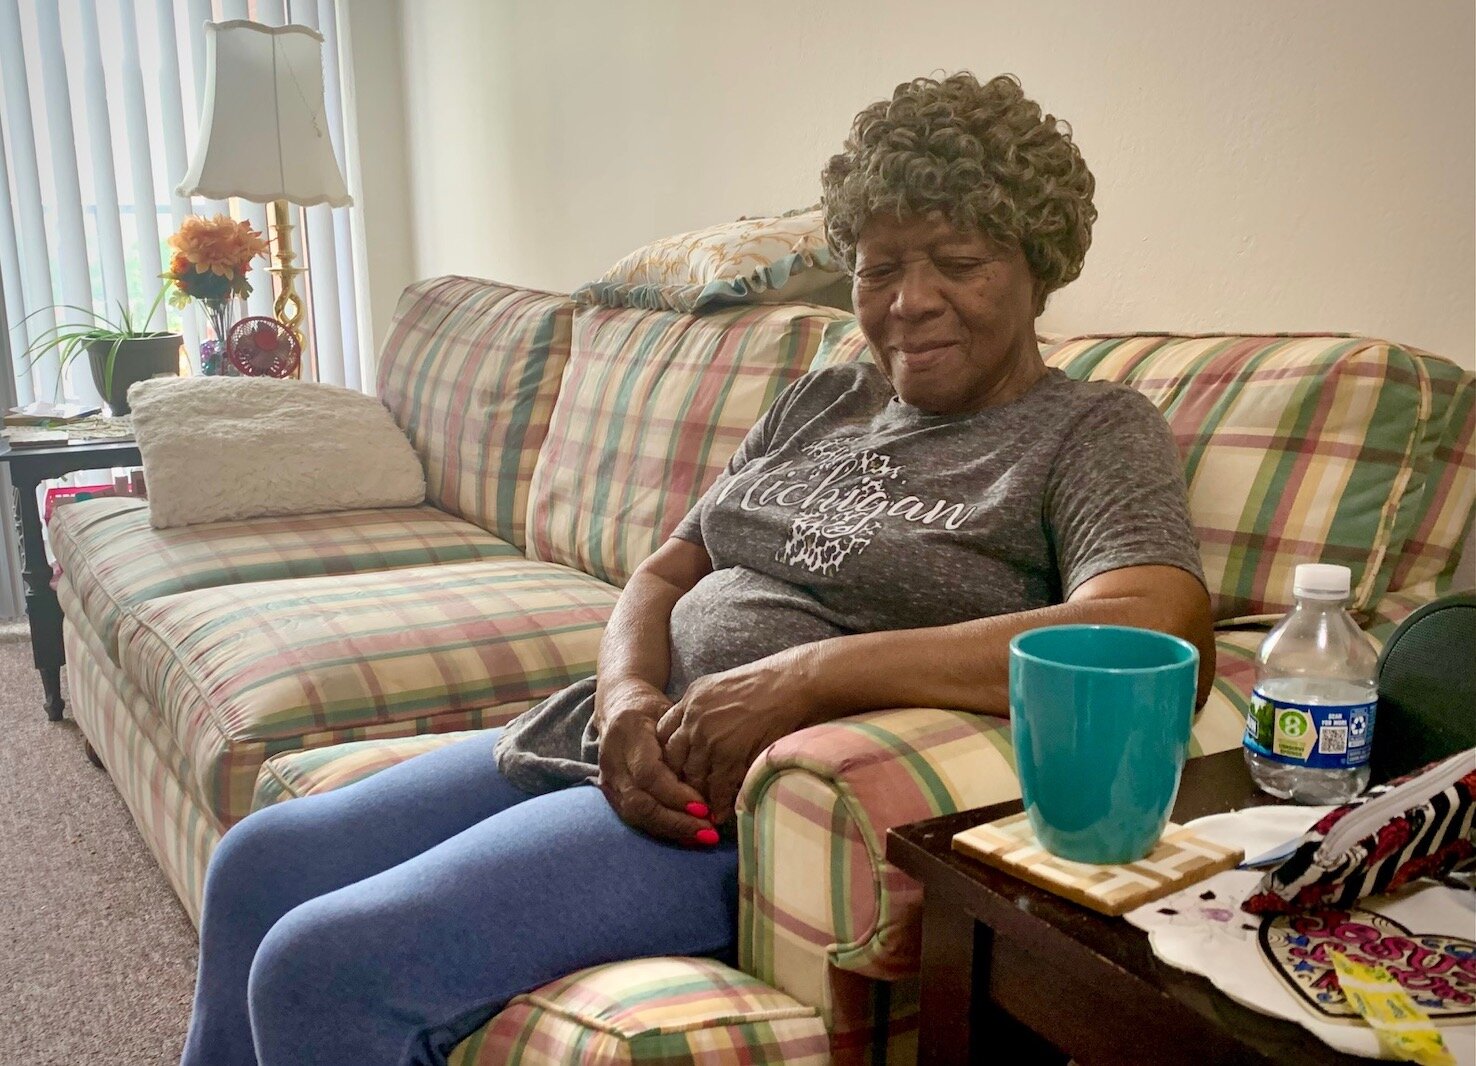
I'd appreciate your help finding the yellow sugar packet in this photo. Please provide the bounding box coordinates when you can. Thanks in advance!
[1329,949,1455,1066]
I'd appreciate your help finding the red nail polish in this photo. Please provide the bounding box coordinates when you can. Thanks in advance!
[685,802,710,819]
[693,827,720,847]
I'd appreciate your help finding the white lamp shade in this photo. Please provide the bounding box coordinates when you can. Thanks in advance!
[178,20,352,207]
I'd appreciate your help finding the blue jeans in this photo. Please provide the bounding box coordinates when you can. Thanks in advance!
[180,730,739,1066]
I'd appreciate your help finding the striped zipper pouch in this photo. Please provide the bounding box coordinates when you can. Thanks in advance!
[1242,750,1476,914]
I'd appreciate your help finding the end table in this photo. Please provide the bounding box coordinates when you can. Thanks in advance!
[887,750,1376,1065]
[0,436,141,719]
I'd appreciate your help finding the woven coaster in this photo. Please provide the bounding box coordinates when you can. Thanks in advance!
[952,811,1244,916]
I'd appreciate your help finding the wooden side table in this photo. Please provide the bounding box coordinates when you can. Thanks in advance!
[0,436,141,720]
[887,750,1377,1065]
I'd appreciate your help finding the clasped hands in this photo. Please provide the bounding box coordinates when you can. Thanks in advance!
[596,658,810,846]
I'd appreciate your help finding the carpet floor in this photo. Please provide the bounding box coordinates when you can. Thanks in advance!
[0,623,196,1064]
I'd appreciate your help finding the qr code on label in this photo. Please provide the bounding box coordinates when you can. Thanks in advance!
[1319,725,1348,755]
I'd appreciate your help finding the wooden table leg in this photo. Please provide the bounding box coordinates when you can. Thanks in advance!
[918,881,1069,1065]
[12,471,64,720]
[918,886,979,1064]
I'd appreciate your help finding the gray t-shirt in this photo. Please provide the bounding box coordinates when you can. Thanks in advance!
[494,362,1205,793]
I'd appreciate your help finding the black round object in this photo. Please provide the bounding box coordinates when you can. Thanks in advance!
[1372,591,1476,781]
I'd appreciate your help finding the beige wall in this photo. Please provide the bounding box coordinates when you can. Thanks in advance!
[384,0,1474,372]
[340,0,416,362]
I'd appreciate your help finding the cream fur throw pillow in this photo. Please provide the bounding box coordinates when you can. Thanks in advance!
[129,377,426,529]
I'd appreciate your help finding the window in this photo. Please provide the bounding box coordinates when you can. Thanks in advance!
[0,0,366,617]
[1,0,364,399]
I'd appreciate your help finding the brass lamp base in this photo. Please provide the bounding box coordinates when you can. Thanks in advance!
[269,199,306,378]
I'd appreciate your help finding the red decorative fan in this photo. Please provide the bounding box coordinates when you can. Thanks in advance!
[226,316,301,378]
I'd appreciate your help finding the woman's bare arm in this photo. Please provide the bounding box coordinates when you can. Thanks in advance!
[790,564,1215,720]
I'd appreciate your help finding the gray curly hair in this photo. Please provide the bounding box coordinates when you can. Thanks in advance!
[821,73,1096,313]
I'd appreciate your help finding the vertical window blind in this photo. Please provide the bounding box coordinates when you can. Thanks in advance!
[0,286,20,620]
[0,0,365,618]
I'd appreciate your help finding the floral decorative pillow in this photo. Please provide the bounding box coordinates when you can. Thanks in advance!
[573,208,846,313]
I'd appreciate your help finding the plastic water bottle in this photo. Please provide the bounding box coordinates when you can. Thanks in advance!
[1243,563,1378,804]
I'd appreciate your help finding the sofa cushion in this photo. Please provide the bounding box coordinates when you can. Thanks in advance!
[49,497,517,659]
[254,731,481,809]
[128,377,427,528]
[377,277,573,550]
[573,208,845,313]
[1044,334,1453,623]
[1385,364,1475,593]
[117,559,617,828]
[449,957,829,1065]
[526,302,849,586]
[807,316,873,371]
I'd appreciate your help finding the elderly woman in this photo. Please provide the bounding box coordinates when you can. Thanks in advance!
[182,72,1212,1066]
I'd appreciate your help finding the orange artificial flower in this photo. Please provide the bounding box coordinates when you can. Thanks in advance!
[163,214,271,308]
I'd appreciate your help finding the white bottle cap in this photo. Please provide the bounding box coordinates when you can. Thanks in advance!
[1294,563,1351,598]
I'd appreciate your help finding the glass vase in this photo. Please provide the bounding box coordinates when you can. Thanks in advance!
[198,298,242,376]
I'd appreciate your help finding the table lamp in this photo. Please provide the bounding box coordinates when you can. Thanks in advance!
[177,20,353,370]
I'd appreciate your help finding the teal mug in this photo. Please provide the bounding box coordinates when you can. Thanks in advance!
[1009,625,1199,864]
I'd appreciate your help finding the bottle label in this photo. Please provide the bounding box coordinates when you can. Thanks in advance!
[1244,688,1376,770]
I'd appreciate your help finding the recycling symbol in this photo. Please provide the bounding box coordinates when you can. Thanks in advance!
[1350,713,1368,737]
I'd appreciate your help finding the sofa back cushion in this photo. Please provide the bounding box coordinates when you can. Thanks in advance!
[526,302,849,586]
[377,277,573,550]
[1044,333,1458,623]
[808,316,872,371]
[1383,364,1475,594]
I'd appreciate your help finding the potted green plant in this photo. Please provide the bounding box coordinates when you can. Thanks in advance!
[16,284,182,416]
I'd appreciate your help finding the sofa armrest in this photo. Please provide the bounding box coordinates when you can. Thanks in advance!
[734,707,1018,1011]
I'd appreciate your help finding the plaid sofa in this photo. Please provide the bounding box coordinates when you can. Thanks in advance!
[54,275,1475,1063]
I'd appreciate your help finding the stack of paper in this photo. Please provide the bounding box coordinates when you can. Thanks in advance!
[4,401,102,427]
[1,427,72,448]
